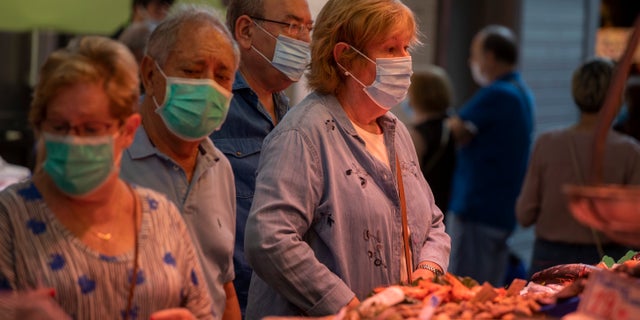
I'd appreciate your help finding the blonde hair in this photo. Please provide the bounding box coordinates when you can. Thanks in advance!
[307,0,419,94]
[29,36,139,129]
[409,66,453,113]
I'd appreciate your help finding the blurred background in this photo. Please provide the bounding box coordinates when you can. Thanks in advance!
[1,0,639,170]
[0,0,638,275]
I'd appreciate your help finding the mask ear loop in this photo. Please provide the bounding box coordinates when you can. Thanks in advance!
[335,43,368,88]
[151,59,168,108]
[250,19,278,64]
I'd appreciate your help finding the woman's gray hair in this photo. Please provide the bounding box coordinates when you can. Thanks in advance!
[145,3,240,67]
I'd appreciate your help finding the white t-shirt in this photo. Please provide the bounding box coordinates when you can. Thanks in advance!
[351,121,390,168]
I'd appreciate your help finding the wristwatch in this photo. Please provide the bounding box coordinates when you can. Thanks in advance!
[418,264,444,276]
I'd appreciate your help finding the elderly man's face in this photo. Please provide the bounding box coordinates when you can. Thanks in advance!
[160,21,237,91]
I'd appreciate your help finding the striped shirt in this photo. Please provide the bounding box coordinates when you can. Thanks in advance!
[0,181,215,319]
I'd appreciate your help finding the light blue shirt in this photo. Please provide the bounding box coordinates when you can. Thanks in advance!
[121,127,236,318]
[245,92,451,317]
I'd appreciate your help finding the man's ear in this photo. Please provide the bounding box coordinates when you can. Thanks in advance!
[235,15,254,50]
[121,113,142,148]
[140,55,156,96]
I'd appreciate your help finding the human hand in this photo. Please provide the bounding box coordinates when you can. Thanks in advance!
[150,308,196,320]
[445,116,475,145]
[412,267,436,282]
[345,297,360,309]
[0,288,71,320]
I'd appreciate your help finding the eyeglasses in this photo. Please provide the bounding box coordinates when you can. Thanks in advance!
[42,119,121,137]
[250,16,313,36]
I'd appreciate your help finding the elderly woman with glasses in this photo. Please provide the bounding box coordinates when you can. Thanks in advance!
[0,36,214,319]
[244,0,450,318]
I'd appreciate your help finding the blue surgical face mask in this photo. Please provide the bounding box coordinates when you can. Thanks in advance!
[251,21,311,81]
[337,45,413,110]
[153,61,233,141]
[42,132,117,197]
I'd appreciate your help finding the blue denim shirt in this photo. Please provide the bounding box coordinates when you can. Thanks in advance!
[121,127,236,318]
[449,71,534,232]
[210,72,290,314]
[245,92,451,317]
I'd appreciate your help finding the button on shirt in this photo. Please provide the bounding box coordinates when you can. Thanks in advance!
[210,72,290,313]
[121,128,236,318]
[244,92,451,317]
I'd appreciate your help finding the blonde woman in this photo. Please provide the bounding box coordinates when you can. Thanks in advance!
[245,0,450,317]
[0,36,214,319]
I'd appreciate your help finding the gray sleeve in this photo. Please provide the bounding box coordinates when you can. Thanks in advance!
[245,129,355,316]
[418,200,451,272]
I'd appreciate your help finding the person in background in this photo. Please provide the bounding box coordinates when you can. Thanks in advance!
[0,35,214,319]
[112,0,174,39]
[244,0,450,317]
[118,21,157,96]
[446,25,534,287]
[614,76,640,142]
[118,21,156,66]
[0,156,30,191]
[517,58,640,277]
[119,4,242,319]
[407,66,456,214]
[209,0,312,317]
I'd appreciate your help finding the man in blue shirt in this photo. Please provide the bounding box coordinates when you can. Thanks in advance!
[446,25,534,287]
[210,0,312,316]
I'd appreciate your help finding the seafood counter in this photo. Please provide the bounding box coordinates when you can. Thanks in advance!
[269,252,640,320]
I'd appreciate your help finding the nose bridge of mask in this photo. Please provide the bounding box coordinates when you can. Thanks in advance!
[43,132,114,147]
[274,35,310,60]
[153,60,232,101]
[374,56,413,75]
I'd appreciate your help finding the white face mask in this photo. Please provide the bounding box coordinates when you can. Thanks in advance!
[251,22,311,81]
[338,45,413,110]
[471,62,490,87]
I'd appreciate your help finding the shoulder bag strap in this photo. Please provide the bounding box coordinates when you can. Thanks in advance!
[395,154,413,283]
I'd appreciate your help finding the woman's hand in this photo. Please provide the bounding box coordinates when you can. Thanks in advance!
[412,268,436,282]
[150,308,196,320]
[412,262,444,282]
[0,288,71,320]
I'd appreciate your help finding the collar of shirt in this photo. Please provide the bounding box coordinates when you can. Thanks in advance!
[127,126,221,164]
[495,71,520,83]
[320,93,398,143]
[232,71,291,121]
